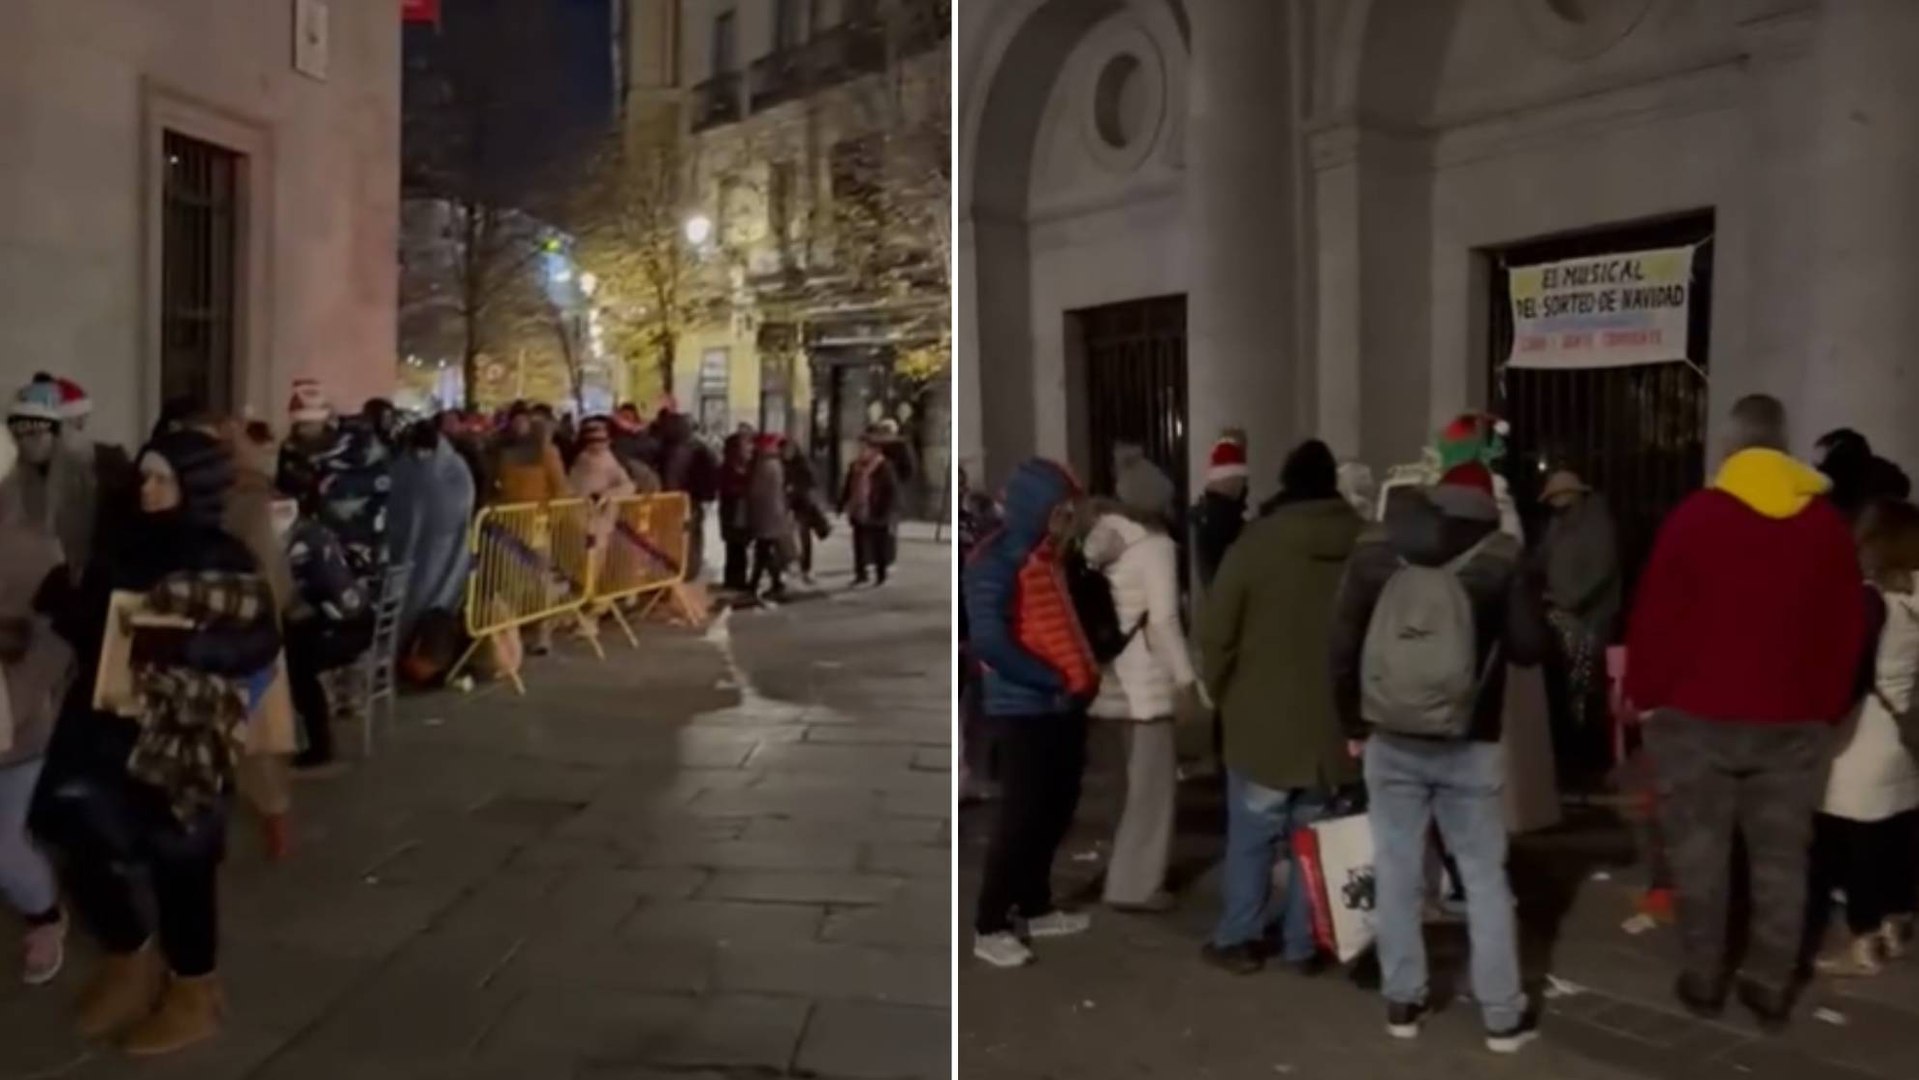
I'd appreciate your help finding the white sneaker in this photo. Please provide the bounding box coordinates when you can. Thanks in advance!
[1025,910,1092,938]
[973,931,1034,968]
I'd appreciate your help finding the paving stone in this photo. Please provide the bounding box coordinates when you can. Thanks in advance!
[745,741,922,773]
[685,785,881,820]
[628,837,863,872]
[745,767,952,797]
[507,935,716,995]
[745,814,944,846]
[701,870,905,906]
[543,867,711,933]
[796,1001,951,1079]
[0,534,952,1078]
[476,990,698,1065]
[621,898,828,945]
[268,955,520,1070]
[881,785,953,819]
[862,842,950,878]
[717,941,949,1007]
[642,994,811,1071]
[804,723,953,747]
[821,889,950,949]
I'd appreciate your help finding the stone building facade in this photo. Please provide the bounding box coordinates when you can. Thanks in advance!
[0,0,400,446]
[627,0,948,508]
[960,0,1919,525]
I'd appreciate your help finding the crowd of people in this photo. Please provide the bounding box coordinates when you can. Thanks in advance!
[0,370,915,1057]
[961,395,1919,1053]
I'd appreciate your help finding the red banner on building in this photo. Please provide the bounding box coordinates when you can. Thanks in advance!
[403,0,439,24]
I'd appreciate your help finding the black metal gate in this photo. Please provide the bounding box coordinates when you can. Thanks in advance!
[1488,212,1714,599]
[1075,296,1188,507]
[160,131,240,415]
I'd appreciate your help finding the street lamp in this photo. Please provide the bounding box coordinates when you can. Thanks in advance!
[684,213,714,247]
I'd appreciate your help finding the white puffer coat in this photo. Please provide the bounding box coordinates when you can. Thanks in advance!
[1085,512,1195,721]
[1824,588,1919,822]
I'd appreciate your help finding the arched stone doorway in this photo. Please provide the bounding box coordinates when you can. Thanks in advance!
[959,0,1188,488]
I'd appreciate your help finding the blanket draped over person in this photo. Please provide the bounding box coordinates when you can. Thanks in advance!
[388,437,475,637]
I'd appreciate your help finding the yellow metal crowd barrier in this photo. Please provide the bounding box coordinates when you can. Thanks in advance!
[591,492,692,646]
[448,493,694,692]
[450,498,597,693]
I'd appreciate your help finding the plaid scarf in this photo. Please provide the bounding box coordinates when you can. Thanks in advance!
[127,571,273,823]
[149,570,273,624]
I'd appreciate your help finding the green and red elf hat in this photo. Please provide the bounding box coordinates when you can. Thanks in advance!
[1434,411,1509,472]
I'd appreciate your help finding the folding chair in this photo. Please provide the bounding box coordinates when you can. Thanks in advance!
[356,562,410,756]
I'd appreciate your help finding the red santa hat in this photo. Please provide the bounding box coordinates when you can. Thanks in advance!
[1206,437,1248,483]
[34,373,90,420]
[1438,461,1496,497]
[288,378,332,424]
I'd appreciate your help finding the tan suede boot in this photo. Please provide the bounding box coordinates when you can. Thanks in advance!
[74,945,165,1038]
[122,973,223,1056]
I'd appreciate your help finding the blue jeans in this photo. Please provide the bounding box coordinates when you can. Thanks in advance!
[1211,772,1326,962]
[1365,736,1525,1032]
[0,758,57,918]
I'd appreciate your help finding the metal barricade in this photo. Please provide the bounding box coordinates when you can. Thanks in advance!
[588,492,692,646]
[450,499,601,693]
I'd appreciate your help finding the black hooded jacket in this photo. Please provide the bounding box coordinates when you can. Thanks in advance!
[1328,482,1545,743]
[35,431,280,795]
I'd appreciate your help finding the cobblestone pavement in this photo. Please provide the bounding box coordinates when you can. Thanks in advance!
[0,525,953,1080]
[959,730,1919,1080]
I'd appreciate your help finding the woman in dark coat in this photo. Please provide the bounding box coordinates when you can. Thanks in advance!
[717,429,755,591]
[840,435,900,586]
[782,439,823,585]
[31,429,279,1056]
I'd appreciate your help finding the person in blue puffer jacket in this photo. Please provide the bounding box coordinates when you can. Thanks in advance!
[963,458,1100,969]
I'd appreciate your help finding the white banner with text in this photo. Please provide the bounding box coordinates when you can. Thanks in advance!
[1506,246,1694,370]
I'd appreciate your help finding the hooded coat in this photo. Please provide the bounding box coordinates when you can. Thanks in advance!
[0,427,70,767]
[1189,488,1245,591]
[389,436,476,636]
[277,419,393,575]
[1540,492,1621,636]
[0,441,102,577]
[1201,497,1361,791]
[747,452,792,541]
[1086,511,1195,721]
[1113,445,1176,525]
[34,430,281,828]
[962,459,1099,717]
[1626,448,1866,725]
[1824,587,1919,822]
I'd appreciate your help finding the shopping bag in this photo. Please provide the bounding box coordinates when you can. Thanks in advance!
[1292,812,1377,963]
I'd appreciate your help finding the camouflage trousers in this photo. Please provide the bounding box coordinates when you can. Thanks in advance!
[1646,712,1833,991]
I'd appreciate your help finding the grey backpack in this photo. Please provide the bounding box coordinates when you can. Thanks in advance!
[1360,535,1498,738]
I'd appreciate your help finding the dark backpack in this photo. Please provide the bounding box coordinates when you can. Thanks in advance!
[1063,549,1143,664]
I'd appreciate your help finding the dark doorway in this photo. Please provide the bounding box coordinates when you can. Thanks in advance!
[808,350,934,519]
[1073,296,1189,508]
[1487,211,1714,600]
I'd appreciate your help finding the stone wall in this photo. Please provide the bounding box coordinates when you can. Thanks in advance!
[964,0,1919,491]
[0,0,399,446]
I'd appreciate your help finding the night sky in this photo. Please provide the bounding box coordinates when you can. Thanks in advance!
[404,0,617,195]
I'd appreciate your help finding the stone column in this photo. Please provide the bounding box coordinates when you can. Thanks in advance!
[1801,1,1919,467]
[1185,0,1298,494]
